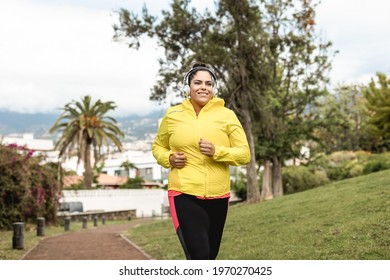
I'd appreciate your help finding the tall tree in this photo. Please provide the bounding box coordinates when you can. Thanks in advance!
[50,95,124,188]
[363,72,390,151]
[313,84,370,154]
[254,0,333,198]
[113,0,332,202]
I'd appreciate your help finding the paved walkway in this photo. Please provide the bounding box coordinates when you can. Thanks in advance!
[22,219,154,260]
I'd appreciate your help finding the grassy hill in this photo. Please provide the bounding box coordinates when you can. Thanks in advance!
[126,169,390,260]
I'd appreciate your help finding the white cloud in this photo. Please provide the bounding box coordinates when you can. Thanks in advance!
[0,0,162,116]
[316,0,390,85]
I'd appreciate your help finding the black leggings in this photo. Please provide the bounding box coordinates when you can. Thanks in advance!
[169,194,229,260]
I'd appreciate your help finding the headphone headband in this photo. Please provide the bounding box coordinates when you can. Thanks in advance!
[183,66,217,85]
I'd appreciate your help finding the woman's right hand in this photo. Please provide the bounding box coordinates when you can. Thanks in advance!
[169,152,187,169]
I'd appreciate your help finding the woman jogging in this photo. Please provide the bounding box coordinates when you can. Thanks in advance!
[152,62,250,260]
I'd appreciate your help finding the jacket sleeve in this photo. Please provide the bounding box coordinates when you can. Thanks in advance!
[212,110,251,166]
[152,113,173,168]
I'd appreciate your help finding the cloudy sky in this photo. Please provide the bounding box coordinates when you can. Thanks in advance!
[0,0,389,117]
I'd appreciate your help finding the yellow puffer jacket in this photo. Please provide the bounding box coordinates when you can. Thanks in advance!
[152,97,250,198]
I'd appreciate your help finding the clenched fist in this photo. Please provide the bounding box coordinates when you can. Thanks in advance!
[199,138,215,157]
[169,152,187,168]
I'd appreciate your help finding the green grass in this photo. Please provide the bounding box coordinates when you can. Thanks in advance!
[126,169,390,260]
[0,219,129,260]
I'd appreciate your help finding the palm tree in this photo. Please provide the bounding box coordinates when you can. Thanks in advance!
[50,95,124,188]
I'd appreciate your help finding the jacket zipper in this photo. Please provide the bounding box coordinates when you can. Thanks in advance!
[196,112,208,198]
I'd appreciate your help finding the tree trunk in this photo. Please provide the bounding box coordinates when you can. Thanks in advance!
[241,109,261,204]
[57,161,63,189]
[84,143,93,188]
[272,156,283,197]
[261,159,273,200]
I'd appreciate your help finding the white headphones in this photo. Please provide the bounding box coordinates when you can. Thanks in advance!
[182,66,218,97]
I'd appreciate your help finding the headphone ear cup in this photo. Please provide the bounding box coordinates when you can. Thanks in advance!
[213,82,218,96]
[183,85,190,97]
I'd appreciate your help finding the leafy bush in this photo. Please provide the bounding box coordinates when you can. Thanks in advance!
[313,169,330,186]
[282,165,329,194]
[328,151,357,164]
[308,150,390,181]
[318,151,359,181]
[0,143,61,230]
[362,153,390,174]
[348,163,364,177]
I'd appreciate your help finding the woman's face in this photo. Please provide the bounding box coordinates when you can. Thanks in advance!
[189,70,214,110]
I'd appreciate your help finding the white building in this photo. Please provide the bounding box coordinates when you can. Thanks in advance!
[1,133,54,151]
[102,150,169,184]
[1,133,58,164]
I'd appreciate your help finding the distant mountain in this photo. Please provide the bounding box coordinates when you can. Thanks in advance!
[116,111,162,140]
[0,110,162,140]
[0,111,58,137]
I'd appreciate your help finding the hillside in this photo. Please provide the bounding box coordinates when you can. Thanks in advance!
[0,110,162,140]
[127,169,390,260]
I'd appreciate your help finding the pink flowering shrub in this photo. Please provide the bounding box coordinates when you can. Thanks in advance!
[0,143,61,230]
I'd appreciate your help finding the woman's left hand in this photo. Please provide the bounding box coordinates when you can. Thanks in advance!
[199,138,215,157]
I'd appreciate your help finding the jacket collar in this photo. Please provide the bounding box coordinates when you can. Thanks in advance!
[183,97,225,113]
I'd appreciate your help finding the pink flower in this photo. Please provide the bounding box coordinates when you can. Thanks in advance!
[26,150,35,158]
